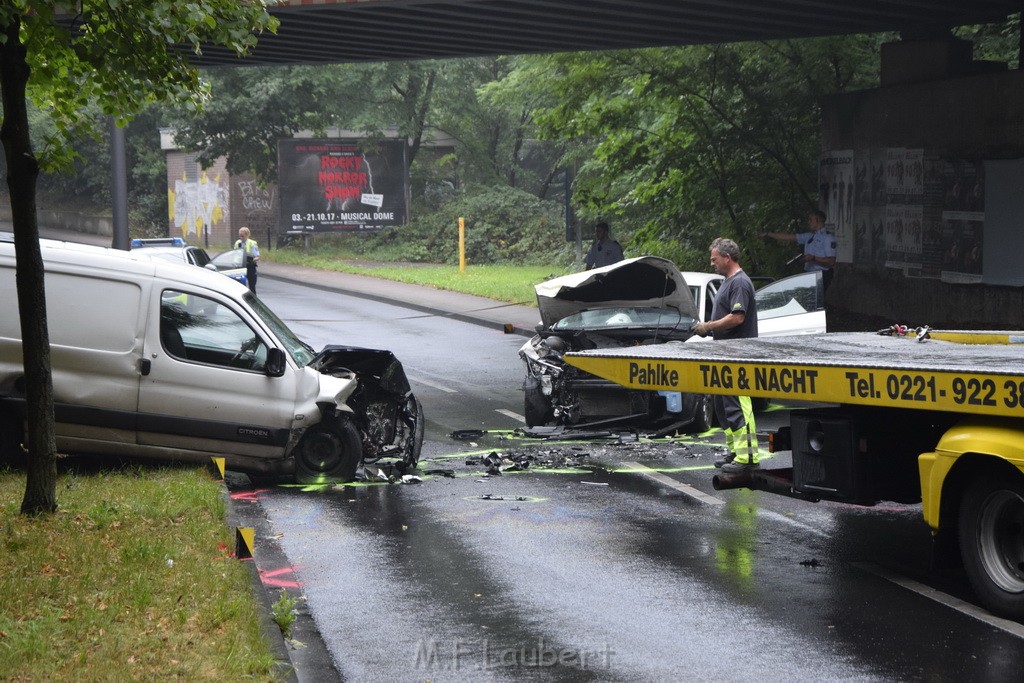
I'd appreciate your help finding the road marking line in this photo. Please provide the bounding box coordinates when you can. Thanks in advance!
[623,461,724,506]
[496,409,525,422]
[410,376,458,393]
[853,561,1024,638]
[758,509,830,539]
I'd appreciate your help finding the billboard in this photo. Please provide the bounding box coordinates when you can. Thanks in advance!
[279,138,408,233]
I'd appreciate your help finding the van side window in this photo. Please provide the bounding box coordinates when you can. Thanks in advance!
[160,290,268,371]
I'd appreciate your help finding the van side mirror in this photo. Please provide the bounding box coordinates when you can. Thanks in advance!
[265,348,286,377]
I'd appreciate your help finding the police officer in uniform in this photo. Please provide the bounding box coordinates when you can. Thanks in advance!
[235,226,260,294]
[762,209,836,290]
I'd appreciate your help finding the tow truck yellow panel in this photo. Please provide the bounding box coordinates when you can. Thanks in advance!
[565,332,1024,418]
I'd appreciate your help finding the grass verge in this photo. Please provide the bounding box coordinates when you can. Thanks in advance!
[0,465,279,681]
[265,249,570,305]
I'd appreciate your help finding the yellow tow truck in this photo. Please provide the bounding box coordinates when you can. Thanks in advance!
[565,329,1024,621]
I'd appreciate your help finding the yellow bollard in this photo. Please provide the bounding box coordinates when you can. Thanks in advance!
[459,216,466,273]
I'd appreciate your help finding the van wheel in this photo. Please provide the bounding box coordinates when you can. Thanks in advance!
[295,418,362,484]
[0,409,25,467]
[958,472,1024,620]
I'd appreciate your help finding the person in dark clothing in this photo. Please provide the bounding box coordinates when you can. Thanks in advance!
[691,237,761,473]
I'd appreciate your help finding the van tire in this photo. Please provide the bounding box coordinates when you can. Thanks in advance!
[0,409,24,467]
[295,417,362,484]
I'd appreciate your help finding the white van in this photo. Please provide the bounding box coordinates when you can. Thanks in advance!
[0,235,423,482]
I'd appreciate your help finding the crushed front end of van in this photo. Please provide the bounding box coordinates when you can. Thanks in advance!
[300,346,424,484]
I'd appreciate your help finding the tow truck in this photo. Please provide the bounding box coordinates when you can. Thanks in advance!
[564,329,1024,621]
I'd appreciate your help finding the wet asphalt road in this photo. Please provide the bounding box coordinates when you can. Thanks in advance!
[230,278,1024,682]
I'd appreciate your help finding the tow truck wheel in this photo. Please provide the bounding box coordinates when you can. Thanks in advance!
[295,418,362,484]
[524,385,553,427]
[958,473,1024,620]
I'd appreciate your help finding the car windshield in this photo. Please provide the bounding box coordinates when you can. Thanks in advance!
[210,248,246,271]
[755,271,822,320]
[552,306,694,331]
[244,292,316,366]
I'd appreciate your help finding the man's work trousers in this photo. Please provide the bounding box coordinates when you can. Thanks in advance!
[713,394,761,465]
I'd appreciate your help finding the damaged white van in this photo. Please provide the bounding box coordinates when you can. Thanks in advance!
[0,234,423,483]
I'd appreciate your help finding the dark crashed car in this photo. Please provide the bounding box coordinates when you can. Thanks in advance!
[519,256,713,433]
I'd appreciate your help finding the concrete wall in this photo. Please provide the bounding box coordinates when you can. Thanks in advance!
[821,48,1024,330]
[0,204,113,237]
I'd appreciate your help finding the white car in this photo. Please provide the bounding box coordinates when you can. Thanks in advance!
[519,257,714,433]
[683,270,826,337]
[130,237,248,286]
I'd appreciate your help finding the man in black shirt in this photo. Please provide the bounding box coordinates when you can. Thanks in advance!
[691,237,761,473]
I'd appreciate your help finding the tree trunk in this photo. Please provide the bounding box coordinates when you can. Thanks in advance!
[1,15,58,514]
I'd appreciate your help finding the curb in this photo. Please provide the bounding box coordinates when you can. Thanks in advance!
[243,556,300,682]
[222,474,343,682]
[218,474,300,682]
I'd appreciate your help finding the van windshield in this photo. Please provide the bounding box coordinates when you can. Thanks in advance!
[245,293,316,366]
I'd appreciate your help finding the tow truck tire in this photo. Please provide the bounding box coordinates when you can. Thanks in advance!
[524,385,553,427]
[295,417,362,484]
[958,473,1024,620]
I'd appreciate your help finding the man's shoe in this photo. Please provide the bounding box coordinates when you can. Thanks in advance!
[721,459,760,474]
[713,452,735,468]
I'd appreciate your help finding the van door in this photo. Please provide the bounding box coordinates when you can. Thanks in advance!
[137,287,299,459]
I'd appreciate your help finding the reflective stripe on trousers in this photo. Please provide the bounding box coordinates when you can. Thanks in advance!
[713,394,761,464]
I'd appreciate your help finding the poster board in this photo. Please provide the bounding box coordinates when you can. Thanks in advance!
[278,139,408,233]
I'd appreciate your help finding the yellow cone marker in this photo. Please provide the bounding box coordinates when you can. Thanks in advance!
[236,527,255,559]
[209,456,226,480]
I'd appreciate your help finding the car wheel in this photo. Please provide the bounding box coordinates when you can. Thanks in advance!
[0,409,24,467]
[524,383,553,427]
[686,394,715,434]
[958,472,1024,620]
[294,417,362,484]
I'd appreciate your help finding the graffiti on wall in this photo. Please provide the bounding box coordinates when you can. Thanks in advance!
[168,171,228,238]
[237,179,275,213]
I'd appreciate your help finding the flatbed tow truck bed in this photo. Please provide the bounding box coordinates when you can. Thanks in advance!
[565,330,1024,418]
[564,330,1024,621]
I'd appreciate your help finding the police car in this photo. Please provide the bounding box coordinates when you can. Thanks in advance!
[129,237,247,286]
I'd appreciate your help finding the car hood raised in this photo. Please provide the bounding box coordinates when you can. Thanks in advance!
[534,256,699,329]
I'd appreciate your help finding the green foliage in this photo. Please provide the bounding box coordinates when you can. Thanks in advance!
[527,37,888,276]
[360,185,571,265]
[170,64,354,183]
[271,591,299,638]
[1,0,279,172]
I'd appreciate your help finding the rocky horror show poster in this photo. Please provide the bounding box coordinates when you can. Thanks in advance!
[279,139,408,232]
